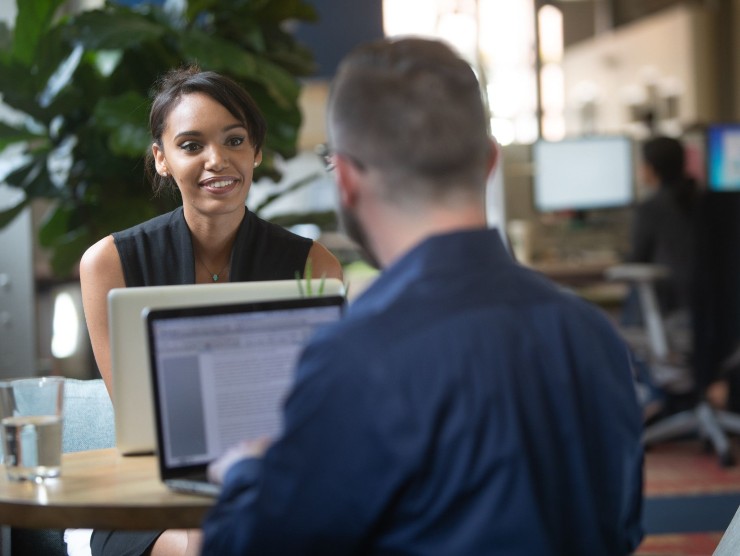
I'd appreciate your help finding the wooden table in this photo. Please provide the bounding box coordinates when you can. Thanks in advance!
[0,448,213,530]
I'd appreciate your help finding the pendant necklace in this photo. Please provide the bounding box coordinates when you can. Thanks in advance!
[197,255,230,282]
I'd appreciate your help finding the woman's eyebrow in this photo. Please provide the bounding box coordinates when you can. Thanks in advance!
[222,123,247,133]
[174,129,201,140]
[173,123,246,140]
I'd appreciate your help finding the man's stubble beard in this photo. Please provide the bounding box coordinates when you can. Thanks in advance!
[338,204,381,270]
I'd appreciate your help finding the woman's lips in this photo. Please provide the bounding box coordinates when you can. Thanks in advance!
[200,178,239,192]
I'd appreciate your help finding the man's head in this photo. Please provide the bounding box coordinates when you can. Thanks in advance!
[327,37,494,205]
[327,38,496,268]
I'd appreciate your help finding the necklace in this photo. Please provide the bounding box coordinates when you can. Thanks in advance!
[197,255,230,282]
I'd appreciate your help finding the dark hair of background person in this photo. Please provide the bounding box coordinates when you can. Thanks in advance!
[327,38,491,202]
[641,135,700,214]
[145,65,268,196]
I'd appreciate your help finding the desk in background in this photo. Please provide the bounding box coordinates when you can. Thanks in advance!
[529,259,628,310]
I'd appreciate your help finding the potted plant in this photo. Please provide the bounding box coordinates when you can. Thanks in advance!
[0,0,320,277]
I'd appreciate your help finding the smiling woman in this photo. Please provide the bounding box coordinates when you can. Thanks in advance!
[74,67,343,556]
[151,91,263,252]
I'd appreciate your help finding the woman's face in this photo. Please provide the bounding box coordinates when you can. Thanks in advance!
[152,92,262,217]
[639,161,659,189]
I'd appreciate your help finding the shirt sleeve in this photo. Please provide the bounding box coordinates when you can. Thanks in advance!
[201,334,412,556]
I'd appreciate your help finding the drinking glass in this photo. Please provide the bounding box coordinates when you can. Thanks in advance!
[0,377,65,481]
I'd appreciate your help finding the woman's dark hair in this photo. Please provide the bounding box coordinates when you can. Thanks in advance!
[642,135,698,214]
[145,65,267,195]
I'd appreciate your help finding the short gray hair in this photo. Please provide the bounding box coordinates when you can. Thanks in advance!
[328,38,491,202]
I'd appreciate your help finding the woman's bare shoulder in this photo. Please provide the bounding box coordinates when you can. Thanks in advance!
[308,241,343,280]
[80,235,124,287]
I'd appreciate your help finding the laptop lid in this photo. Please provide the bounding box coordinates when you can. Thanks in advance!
[145,295,345,494]
[108,278,345,455]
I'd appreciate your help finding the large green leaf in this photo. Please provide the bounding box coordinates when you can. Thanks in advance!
[179,30,259,74]
[11,0,66,65]
[251,58,301,109]
[37,201,71,246]
[0,60,45,115]
[45,226,93,277]
[63,9,167,51]
[0,21,12,55]
[180,32,300,110]
[250,0,318,23]
[0,198,30,229]
[0,0,320,277]
[93,93,150,157]
[186,0,222,20]
[0,123,41,150]
[4,154,59,201]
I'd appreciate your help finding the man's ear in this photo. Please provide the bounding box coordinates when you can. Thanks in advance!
[334,154,361,208]
[486,137,500,178]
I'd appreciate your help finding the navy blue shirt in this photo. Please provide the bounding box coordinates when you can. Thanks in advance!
[202,229,644,556]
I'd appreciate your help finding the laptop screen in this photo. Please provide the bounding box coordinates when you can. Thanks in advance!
[146,296,344,472]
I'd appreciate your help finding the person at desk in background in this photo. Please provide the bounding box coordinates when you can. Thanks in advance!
[76,67,342,556]
[627,135,700,320]
[202,37,644,556]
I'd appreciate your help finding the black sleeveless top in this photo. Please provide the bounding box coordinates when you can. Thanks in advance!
[112,206,312,287]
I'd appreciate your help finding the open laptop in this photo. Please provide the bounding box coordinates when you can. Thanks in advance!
[145,295,345,496]
[109,278,345,455]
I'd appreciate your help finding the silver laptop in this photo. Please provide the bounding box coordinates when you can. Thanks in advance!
[145,295,345,496]
[108,278,345,455]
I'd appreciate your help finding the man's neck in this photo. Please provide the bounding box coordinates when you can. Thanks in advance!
[367,204,488,269]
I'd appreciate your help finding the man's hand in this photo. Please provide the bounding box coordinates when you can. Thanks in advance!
[208,437,272,485]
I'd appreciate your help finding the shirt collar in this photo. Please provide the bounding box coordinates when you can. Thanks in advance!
[348,228,511,318]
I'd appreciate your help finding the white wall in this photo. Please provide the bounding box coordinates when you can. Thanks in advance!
[0,184,37,377]
[562,4,717,137]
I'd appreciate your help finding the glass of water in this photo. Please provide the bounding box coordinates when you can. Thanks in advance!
[0,377,65,481]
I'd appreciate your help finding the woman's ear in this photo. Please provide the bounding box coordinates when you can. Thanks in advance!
[152,143,167,176]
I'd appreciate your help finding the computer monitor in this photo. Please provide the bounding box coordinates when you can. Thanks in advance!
[533,136,634,213]
[706,123,740,192]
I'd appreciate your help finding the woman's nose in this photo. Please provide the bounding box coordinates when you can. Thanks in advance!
[205,145,229,171]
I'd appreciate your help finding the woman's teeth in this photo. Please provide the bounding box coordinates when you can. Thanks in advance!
[208,180,233,189]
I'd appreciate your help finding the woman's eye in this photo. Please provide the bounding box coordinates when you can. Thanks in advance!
[228,136,245,147]
[180,142,201,153]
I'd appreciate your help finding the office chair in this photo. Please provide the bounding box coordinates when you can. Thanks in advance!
[607,192,740,467]
[605,263,693,395]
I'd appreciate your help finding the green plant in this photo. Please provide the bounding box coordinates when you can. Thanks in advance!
[0,0,319,276]
[295,256,326,297]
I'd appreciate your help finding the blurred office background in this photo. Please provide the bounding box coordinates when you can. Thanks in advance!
[3,2,740,551]
[1,0,739,384]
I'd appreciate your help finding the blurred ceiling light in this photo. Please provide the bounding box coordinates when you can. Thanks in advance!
[384,0,539,144]
[540,63,565,112]
[490,118,516,146]
[538,4,563,63]
[382,0,439,37]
